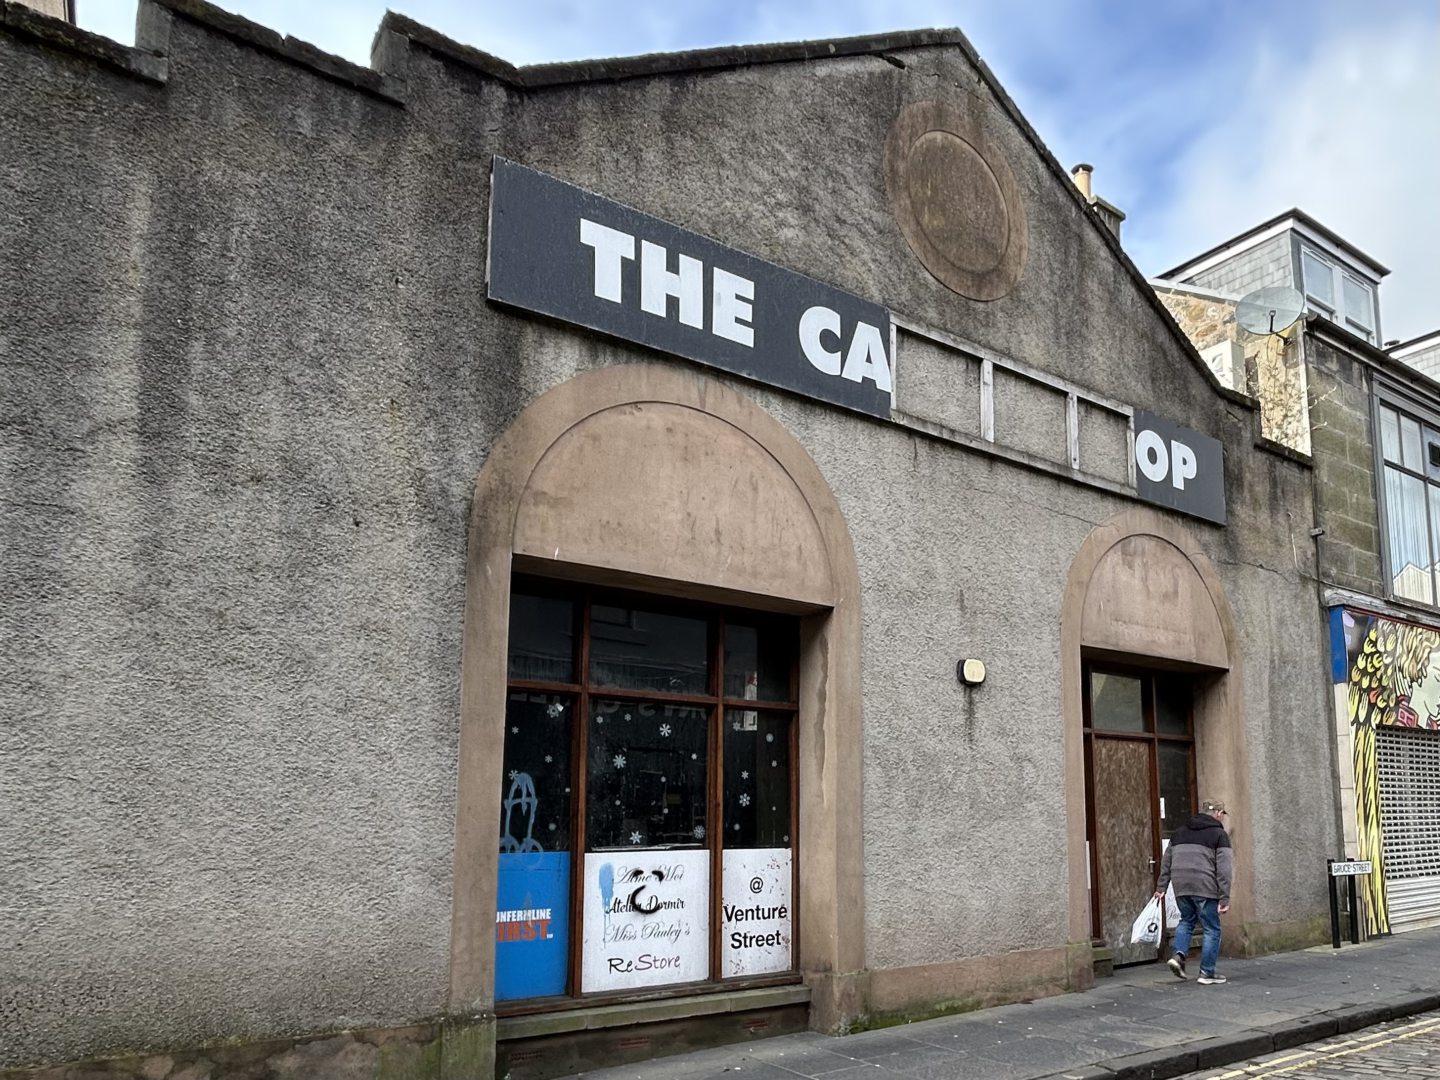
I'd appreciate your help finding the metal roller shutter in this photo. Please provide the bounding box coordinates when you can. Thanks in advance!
[1377,725,1440,932]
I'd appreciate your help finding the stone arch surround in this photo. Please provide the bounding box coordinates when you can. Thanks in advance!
[1060,507,1253,952]
[452,363,867,1032]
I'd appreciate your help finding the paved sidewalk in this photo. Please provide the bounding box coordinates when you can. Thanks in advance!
[565,928,1440,1080]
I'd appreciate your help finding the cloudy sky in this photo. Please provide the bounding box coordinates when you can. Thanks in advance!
[78,0,1439,342]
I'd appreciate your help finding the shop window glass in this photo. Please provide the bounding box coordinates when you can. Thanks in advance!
[501,692,575,852]
[586,700,708,850]
[1380,407,1400,464]
[723,711,791,849]
[1155,678,1191,736]
[589,604,709,695]
[724,621,796,703]
[508,594,575,683]
[1402,416,1424,473]
[1385,468,1434,605]
[1157,743,1192,838]
[497,691,574,1002]
[499,581,799,1002]
[1090,673,1144,732]
[721,710,793,977]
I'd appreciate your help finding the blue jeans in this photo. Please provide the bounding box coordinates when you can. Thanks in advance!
[1172,896,1222,976]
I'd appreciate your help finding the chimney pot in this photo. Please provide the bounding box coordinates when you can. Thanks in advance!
[1071,163,1094,200]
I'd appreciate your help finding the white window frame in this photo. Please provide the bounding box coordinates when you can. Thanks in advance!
[1374,382,1440,608]
[1302,244,1377,342]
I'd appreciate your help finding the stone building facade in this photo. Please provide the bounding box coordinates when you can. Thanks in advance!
[1158,217,1440,944]
[3,2,1338,1078]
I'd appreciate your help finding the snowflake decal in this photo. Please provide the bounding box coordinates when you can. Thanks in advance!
[659,723,672,737]
[511,726,519,734]
[548,822,557,831]
[624,712,632,722]
[693,826,705,840]
[739,793,751,807]
[766,733,774,743]
[595,716,604,725]
[544,754,553,764]
[546,702,564,719]
[629,831,643,845]
[613,753,627,769]
[691,752,698,760]
[783,834,790,843]
[732,720,742,731]
[662,807,668,815]
[741,770,750,780]
[734,824,741,831]
[508,770,517,781]
[660,776,667,784]
[771,760,779,768]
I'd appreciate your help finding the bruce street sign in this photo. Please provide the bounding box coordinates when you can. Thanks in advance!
[487,157,894,419]
[1330,860,1373,876]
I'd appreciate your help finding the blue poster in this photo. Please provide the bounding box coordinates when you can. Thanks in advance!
[496,851,570,1000]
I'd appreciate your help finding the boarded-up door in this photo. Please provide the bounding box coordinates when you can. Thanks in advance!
[1093,737,1160,964]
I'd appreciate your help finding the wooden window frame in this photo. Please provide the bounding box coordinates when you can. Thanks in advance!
[1373,381,1440,611]
[1081,664,1198,944]
[498,576,802,1016]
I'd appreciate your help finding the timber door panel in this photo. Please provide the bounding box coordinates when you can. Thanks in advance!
[1093,738,1159,964]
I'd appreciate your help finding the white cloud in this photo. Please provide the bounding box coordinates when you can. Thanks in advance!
[1136,11,1440,341]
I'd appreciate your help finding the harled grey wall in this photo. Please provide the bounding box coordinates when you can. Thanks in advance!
[1,0,1335,1068]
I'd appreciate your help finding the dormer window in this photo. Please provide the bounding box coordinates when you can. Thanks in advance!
[1302,245,1376,342]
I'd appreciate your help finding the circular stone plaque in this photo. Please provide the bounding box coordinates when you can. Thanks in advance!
[885,100,1028,301]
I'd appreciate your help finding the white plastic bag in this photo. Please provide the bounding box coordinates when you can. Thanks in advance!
[1130,896,1163,946]
[1164,884,1181,927]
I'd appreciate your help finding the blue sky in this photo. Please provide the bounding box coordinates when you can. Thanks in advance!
[78,0,1439,340]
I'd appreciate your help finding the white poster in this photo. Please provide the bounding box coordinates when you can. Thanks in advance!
[581,849,710,992]
[722,848,793,976]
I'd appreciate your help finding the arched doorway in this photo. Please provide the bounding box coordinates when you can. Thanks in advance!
[450,363,868,1059]
[1061,509,1249,967]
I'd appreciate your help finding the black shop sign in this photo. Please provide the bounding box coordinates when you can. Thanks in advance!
[487,158,893,418]
[1133,410,1227,526]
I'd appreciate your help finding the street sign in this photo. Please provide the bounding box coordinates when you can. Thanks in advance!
[1329,860,1373,876]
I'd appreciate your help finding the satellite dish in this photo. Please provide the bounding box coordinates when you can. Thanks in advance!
[1236,286,1304,337]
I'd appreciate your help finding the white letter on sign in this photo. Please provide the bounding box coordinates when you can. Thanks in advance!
[1170,441,1197,490]
[799,306,842,375]
[842,322,893,393]
[1135,429,1169,483]
[712,267,755,348]
[579,219,634,303]
[640,240,704,328]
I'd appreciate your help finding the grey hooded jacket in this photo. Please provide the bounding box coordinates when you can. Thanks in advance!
[1156,813,1233,905]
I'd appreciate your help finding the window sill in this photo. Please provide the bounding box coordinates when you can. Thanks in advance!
[1324,586,1440,627]
[496,984,811,1041]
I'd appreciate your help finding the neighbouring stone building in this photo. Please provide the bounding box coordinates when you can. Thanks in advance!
[4,2,1339,1078]
[1156,212,1440,942]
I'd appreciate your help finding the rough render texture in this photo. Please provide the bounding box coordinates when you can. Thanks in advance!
[1,1,1338,1069]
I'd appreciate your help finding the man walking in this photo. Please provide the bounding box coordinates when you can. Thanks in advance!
[1154,799,1233,985]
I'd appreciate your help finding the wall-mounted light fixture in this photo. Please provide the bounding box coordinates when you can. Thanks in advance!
[956,658,986,686]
